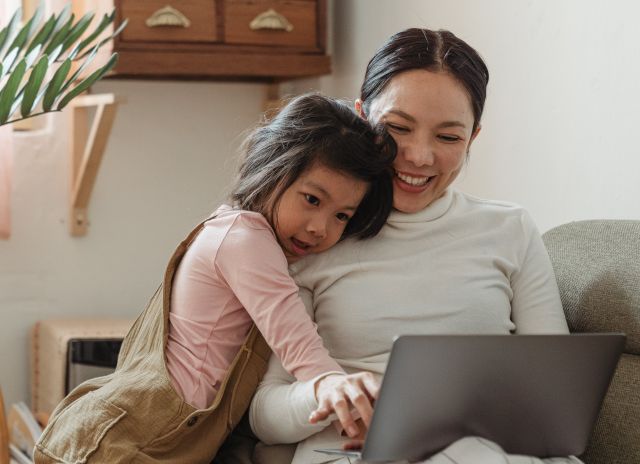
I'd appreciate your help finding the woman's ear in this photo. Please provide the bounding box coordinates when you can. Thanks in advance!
[467,125,482,153]
[354,99,367,120]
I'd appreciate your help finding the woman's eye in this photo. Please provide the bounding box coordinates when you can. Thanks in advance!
[336,212,350,222]
[438,134,461,143]
[305,194,320,206]
[386,123,409,133]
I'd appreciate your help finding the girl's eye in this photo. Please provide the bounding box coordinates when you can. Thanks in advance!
[336,212,350,222]
[305,194,320,206]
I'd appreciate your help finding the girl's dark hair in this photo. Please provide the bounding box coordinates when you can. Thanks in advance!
[231,93,396,240]
[360,28,489,132]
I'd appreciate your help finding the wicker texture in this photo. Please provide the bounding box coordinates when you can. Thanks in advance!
[543,220,640,464]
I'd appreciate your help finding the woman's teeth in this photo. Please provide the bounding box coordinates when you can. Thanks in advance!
[396,171,431,186]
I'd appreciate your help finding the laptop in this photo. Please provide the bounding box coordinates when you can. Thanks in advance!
[315,333,625,462]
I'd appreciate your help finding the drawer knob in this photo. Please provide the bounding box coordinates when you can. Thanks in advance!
[145,5,192,28]
[249,8,293,32]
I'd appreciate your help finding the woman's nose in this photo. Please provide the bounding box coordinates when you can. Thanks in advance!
[403,141,435,167]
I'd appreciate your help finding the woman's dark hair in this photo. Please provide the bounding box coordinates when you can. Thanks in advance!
[230,93,396,240]
[360,28,489,132]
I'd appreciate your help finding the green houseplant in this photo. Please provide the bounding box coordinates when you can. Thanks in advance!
[0,3,127,126]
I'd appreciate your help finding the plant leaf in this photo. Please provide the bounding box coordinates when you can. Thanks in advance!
[76,18,127,60]
[9,88,24,118]
[52,4,72,34]
[60,12,94,56]
[0,58,27,123]
[5,8,41,58]
[21,54,48,117]
[25,13,56,56]
[47,44,63,65]
[0,47,19,79]
[24,1,45,44]
[77,10,115,54]
[24,44,42,68]
[0,7,22,58]
[29,79,52,118]
[57,53,118,110]
[66,42,81,61]
[60,44,99,94]
[43,13,74,56]
[0,28,8,59]
[43,57,71,111]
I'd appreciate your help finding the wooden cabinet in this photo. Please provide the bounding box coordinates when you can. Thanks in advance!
[112,0,330,81]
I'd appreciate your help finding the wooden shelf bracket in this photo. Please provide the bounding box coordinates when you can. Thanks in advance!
[0,387,9,464]
[69,93,120,237]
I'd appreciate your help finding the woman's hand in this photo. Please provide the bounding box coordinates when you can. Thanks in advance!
[309,372,380,438]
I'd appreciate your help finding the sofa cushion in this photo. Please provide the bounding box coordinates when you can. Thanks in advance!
[543,220,640,355]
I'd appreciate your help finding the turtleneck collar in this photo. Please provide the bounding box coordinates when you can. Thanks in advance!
[387,188,456,224]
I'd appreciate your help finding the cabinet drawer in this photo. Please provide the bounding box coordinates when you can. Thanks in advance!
[120,0,218,43]
[224,1,317,49]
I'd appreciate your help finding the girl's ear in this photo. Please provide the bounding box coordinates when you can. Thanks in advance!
[354,99,367,120]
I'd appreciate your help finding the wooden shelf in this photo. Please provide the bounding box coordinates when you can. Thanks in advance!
[0,388,9,464]
[111,49,331,81]
[112,0,330,81]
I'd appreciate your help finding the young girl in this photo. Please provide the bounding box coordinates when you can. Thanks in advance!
[34,93,395,464]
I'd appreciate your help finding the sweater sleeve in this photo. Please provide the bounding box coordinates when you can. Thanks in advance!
[249,286,334,444]
[249,355,333,444]
[215,215,344,381]
[510,211,569,334]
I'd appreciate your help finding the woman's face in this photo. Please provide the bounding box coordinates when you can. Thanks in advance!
[363,69,480,214]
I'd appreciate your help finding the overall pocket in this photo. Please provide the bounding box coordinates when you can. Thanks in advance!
[36,394,126,464]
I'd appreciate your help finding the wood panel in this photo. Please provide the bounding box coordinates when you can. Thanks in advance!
[224,0,317,49]
[114,49,331,80]
[112,0,329,80]
[120,0,218,43]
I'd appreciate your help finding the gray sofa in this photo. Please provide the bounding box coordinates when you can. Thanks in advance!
[543,220,640,464]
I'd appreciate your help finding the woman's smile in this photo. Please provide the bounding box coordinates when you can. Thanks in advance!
[394,170,435,192]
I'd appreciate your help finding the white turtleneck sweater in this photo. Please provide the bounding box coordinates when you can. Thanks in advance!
[249,189,569,463]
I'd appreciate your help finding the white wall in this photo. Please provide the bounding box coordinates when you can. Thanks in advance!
[2,0,640,407]
[296,0,640,232]
[0,80,265,406]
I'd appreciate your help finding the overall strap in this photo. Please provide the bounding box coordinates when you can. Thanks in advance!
[161,215,217,344]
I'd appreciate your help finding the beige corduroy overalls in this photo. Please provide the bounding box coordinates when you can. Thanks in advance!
[34,219,271,463]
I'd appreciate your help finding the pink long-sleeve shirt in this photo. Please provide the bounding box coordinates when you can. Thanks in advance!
[165,205,343,409]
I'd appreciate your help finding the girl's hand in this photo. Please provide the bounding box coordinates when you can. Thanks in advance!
[341,418,367,448]
[309,372,380,438]
[342,438,365,451]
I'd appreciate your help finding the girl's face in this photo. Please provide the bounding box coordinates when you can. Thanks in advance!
[362,69,480,214]
[272,162,368,264]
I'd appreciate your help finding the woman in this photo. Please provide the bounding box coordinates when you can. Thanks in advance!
[248,28,575,464]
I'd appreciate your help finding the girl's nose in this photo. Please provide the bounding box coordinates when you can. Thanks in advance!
[307,217,327,239]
